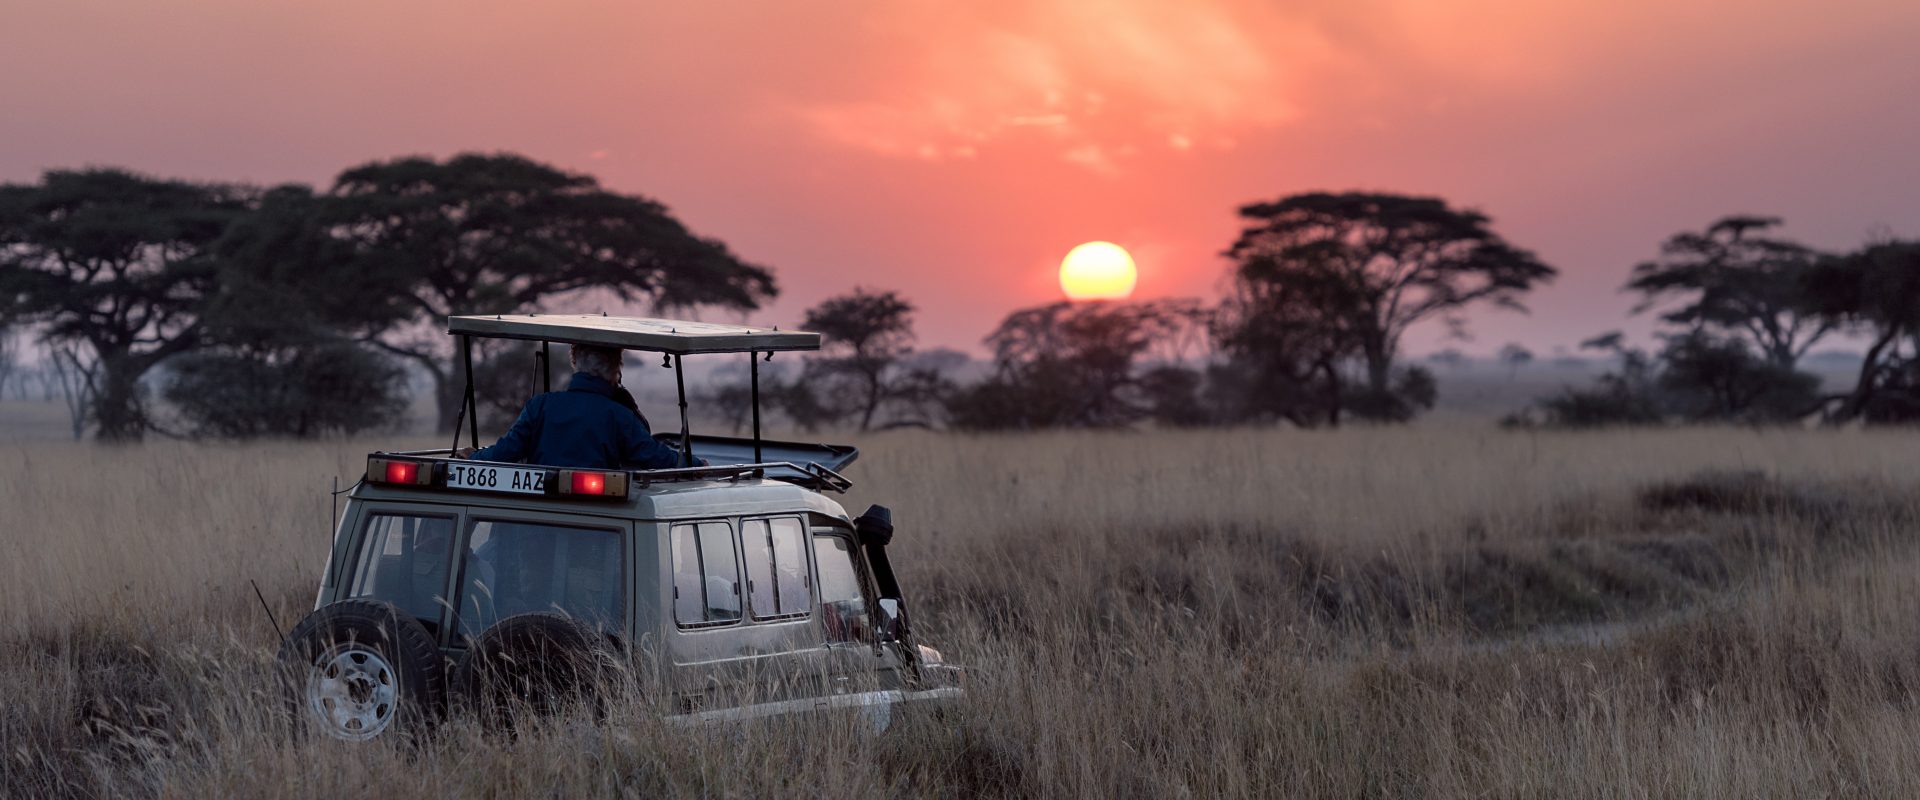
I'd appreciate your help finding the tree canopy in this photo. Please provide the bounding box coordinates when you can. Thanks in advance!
[167,185,416,438]
[326,153,779,429]
[1223,192,1554,419]
[801,288,918,431]
[1804,241,1920,421]
[0,169,245,440]
[948,299,1202,430]
[1626,215,1831,368]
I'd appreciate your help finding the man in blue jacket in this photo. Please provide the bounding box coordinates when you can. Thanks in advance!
[461,344,700,470]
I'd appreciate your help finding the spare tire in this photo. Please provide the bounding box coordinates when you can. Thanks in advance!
[452,612,620,728]
[276,599,445,742]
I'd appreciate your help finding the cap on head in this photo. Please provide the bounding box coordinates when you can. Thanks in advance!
[571,344,623,382]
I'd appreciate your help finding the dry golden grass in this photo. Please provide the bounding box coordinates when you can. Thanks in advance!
[5,427,1920,797]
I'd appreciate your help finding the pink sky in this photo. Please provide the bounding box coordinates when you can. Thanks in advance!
[4,0,1918,356]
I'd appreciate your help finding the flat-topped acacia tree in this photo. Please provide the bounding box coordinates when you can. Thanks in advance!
[1224,192,1555,420]
[801,288,917,431]
[1626,215,1833,370]
[323,152,777,431]
[0,169,246,441]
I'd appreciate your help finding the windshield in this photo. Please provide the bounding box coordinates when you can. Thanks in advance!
[814,533,871,643]
[456,519,625,637]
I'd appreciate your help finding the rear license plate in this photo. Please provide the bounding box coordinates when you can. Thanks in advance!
[446,463,548,495]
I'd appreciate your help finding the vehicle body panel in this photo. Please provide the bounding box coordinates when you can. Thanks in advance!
[316,470,947,724]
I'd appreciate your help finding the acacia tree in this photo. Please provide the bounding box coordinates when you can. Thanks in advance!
[801,288,917,431]
[1225,192,1554,419]
[324,153,778,430]
[1212,252,1374,426]
[948,299,1200,430]
[165,186,415,438]
[1805,241,1920,421]
[1499,343,1534,380]
[1627,215,1832,369]
[0,169,245,440]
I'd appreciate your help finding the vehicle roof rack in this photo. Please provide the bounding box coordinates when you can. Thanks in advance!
[632,461,854,493]
[447,314,819,355]
[441,313,827,478]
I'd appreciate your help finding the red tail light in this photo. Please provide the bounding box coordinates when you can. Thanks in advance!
[558,469,628,498]
[367,457,433,486]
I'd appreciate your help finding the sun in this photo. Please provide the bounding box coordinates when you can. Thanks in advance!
[1059,241,1138,301]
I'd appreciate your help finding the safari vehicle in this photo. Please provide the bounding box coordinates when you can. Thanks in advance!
[276,314,960,741]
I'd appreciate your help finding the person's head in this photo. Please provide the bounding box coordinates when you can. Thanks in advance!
[571,344,623,386]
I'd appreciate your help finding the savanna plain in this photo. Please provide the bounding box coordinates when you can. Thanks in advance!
[5,427,1920,798]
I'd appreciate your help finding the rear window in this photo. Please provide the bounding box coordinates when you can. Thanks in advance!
[456,519,624,637]
[349,513,457,632]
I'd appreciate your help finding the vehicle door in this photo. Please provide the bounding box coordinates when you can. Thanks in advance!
[663,515,826,712]
[806,522,901,696]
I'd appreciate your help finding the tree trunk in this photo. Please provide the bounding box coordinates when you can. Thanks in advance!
[859,372,881,432]
[93,353,146,443]
[1835,326,1900,422]
[433,362,462,434]
[1320,358,1342,428]
[1363,338,1392,397]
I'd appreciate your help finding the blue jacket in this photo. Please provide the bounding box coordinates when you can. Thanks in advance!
[470,372,690,470]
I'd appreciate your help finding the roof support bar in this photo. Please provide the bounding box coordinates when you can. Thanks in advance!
[462,334,479,452]
[673,354,693,467]
[539,341,552,394]
[749,350,763,463]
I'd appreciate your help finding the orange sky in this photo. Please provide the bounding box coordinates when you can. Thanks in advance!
[4,0,1918,355]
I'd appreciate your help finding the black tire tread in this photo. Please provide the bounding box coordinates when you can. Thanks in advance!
[276,598,446,738]
[451,612,619,726]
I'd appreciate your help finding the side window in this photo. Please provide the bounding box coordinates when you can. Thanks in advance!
[349,514,457,632]
[456,519,624,638]
[671,522,742,627]
[741,517,812,621]
[813,533,870,643]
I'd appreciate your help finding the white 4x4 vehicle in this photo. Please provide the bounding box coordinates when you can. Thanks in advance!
[277,314,960,741]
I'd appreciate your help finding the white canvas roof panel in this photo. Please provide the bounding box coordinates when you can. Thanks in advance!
[447,314,820,355]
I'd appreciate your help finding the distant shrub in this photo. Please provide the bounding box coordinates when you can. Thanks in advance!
[1137,365,1210,428]
[164,341,408,438]
[1657,332,1819,423]
[1508,331,1819,429]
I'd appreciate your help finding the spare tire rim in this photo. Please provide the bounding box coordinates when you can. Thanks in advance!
[306,643,399,741]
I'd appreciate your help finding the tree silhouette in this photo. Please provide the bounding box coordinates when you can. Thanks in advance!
[1211,249,1372,426]
[0,169,244,440]
[801,288,917,431]
[169,185,415,438]
[1515,332,1663,428]
[1498,343,1533,380]
[1626,215,1832,369]
[1655,331,1818,423]
[1225,192,1554,418]
[1805,241,1920,421]
[323,153,777,430]
[949,300,1197,430]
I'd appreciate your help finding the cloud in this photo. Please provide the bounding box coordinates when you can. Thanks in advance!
[790,0,1337,173]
